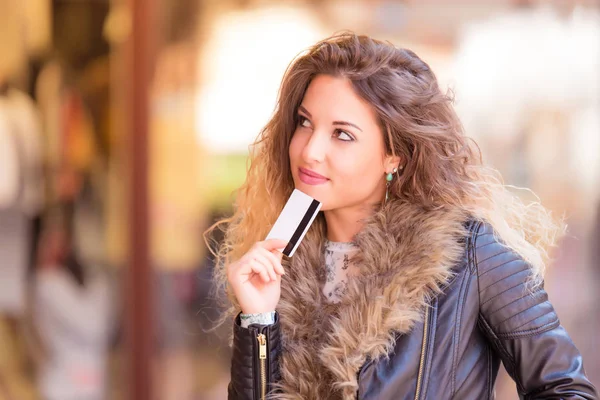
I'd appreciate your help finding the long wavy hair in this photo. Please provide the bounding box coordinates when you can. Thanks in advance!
[206,32,562,308]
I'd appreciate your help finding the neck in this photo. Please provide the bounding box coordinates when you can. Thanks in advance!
[323,203,378,242]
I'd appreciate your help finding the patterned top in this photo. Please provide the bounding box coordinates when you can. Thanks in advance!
[240,240,359,328]
[322,240,359,302]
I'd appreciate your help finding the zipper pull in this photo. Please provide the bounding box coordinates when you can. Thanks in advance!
[257,333,267,359]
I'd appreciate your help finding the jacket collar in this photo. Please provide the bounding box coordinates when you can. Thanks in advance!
[275,199,468,399]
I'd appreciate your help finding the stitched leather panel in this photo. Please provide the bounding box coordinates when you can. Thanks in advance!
[267,314,282,384]
[229,313,281,399]
[474,223,558,337]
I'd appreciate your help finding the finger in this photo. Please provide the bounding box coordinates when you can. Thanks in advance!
[249,260,271,283]
[257,247,285,275]
[259,239,289,252]
[228,255,272,283]
[271,248,284,263]
[252,252,278,281]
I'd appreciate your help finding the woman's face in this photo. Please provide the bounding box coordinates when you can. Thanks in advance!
[289,74,399,212]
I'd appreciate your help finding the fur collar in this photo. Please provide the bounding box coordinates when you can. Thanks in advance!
[274,200,468,399]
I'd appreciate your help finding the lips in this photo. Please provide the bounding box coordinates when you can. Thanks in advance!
[298,167,329,185]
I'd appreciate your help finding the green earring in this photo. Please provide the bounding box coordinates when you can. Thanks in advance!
[386,167,398,182]
[384,167,398,204]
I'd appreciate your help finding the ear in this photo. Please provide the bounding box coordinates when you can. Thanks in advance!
[384,154,401,173]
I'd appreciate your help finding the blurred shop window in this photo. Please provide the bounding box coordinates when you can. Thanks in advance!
[32,218,115,400]
[0,84,45,317]
[453,5,600,211]
[0,83,41,400]
[195,5,325,154]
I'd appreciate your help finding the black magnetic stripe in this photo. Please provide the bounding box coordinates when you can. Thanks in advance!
[283,199,320,256]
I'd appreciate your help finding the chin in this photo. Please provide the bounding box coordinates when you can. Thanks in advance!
[317,202,333,212]
[294,183,326,204]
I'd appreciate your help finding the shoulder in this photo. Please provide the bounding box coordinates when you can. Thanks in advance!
[469,221,517,273]
[467,220,527,277]
[467,220,559,337]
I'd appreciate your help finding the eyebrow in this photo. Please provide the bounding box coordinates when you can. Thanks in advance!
[298,105,363,132]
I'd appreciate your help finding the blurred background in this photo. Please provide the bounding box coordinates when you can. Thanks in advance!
[0,0,598,399]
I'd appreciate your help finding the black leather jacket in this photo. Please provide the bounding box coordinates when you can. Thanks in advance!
[228,221,598,399]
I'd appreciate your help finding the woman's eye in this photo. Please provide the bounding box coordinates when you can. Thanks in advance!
[298,116,311,128]
[334,130,354,142]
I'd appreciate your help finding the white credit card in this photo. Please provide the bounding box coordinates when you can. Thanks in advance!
[265,189,321,257]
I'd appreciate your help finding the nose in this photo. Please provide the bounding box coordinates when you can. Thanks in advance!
[301,131,327,164]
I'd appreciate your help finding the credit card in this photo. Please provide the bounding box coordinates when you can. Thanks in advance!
[265,189,321,257]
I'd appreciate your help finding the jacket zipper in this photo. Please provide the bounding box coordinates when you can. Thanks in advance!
[414,306,430,400]
[257,333,267,400]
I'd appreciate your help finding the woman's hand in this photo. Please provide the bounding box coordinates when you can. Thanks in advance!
[227,239,287,314]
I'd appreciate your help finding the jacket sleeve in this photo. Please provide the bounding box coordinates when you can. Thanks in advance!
[472,222,598,400]
[228,312,282,400]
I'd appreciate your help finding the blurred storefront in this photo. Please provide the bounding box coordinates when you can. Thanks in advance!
[0,0,598,399]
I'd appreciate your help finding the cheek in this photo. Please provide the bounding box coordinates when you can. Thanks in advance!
[333,148,382,185]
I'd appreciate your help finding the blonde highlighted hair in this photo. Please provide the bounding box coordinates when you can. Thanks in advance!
[206,32,563,305]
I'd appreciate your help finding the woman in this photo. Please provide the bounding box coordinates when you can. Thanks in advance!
[210,33,598,399]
